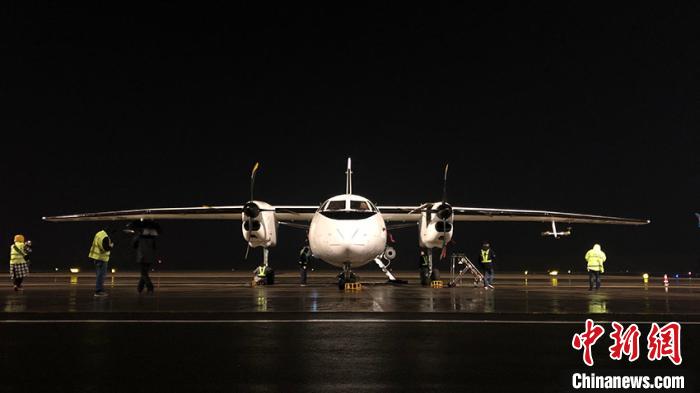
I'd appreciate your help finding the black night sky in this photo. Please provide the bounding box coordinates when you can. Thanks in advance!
[2,3,698,274]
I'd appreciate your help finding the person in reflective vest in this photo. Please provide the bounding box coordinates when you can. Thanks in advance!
[299,243,311,286]
[418,249,431,286]
[88,229,113,297]
[479,241,496,289]
[9,234,31,291]
[585,244,607,290]
[254,264,268,285]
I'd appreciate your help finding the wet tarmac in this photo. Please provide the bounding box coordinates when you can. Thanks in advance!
[3,271,699,319]
[2,272,699,392]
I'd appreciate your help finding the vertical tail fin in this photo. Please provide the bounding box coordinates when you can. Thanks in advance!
[345,157,352,194]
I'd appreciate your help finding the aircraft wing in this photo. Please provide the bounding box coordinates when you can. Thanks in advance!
[378,206,650,225]
[43,205,318,222]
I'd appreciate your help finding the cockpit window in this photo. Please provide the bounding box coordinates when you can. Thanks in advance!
[320,199,377,219]
[350,201,370,211]
[325,200,346,211]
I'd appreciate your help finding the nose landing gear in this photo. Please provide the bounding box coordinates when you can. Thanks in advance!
[337,262,359,290]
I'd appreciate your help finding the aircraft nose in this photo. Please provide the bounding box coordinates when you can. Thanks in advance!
[336,227,360,244]
[329,225,366,248]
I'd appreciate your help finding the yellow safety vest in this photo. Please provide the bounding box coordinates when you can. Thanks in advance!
[420,255,429,267]
[585,249,606,272]
[481,249,492,263]
[88,230,111,262]
[10,242,27,265]
[257,266,267,277]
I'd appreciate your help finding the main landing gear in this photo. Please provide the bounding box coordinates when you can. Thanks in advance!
[374,247,408,284]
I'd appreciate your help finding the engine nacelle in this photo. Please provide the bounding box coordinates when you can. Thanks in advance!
[418,202,454,249]
[241,201,278,248]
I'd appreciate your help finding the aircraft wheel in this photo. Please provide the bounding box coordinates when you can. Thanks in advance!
[430,268,440,281]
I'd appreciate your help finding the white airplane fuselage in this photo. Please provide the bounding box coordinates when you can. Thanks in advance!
[308,194,387,268]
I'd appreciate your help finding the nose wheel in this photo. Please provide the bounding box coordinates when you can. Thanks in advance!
[337,262,358,290]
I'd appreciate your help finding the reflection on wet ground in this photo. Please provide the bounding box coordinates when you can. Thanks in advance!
[2,272,699,393]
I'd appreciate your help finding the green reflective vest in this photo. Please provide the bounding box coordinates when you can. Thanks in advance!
[299,247,311,265]
[10,242,27,265]
[257,266,267,277]
[420,255,429,267]
[585,249,606,272]
[481,249,492,263]
[88,230,111,262]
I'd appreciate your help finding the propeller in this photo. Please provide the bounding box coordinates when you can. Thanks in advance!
[411,164,453,259]
[438,164,450,259]
[250,162,259,201]
[244,162,260,260]
[442,163,448,203]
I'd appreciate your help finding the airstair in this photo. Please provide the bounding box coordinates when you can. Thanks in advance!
[448,253,484,287]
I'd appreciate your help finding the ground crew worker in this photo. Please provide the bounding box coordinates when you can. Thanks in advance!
[254,263,268,285]
[585,244,607,290]
[419,248,430,286]
[299,243,311,286]
[133,224,159,293]
[88,229,113,297]
[479,241,496,289]
[10,234,31,291]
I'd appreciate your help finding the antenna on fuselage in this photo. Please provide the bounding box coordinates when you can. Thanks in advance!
[345,157,352,194]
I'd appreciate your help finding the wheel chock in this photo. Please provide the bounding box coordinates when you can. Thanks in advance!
[344,282,362,290]
[431,280,443,288]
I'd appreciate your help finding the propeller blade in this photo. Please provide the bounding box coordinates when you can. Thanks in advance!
[250,162,260,201]
[442,163,449,203]
[440,219,448,260]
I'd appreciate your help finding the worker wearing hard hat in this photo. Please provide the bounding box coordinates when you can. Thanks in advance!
[10,234,32,291]
[88,229,114,297]
[585,244,607,290]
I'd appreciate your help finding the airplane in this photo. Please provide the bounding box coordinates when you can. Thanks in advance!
[43,158,650,289]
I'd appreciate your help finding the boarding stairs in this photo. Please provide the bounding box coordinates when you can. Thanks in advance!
[448,253,484,287]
